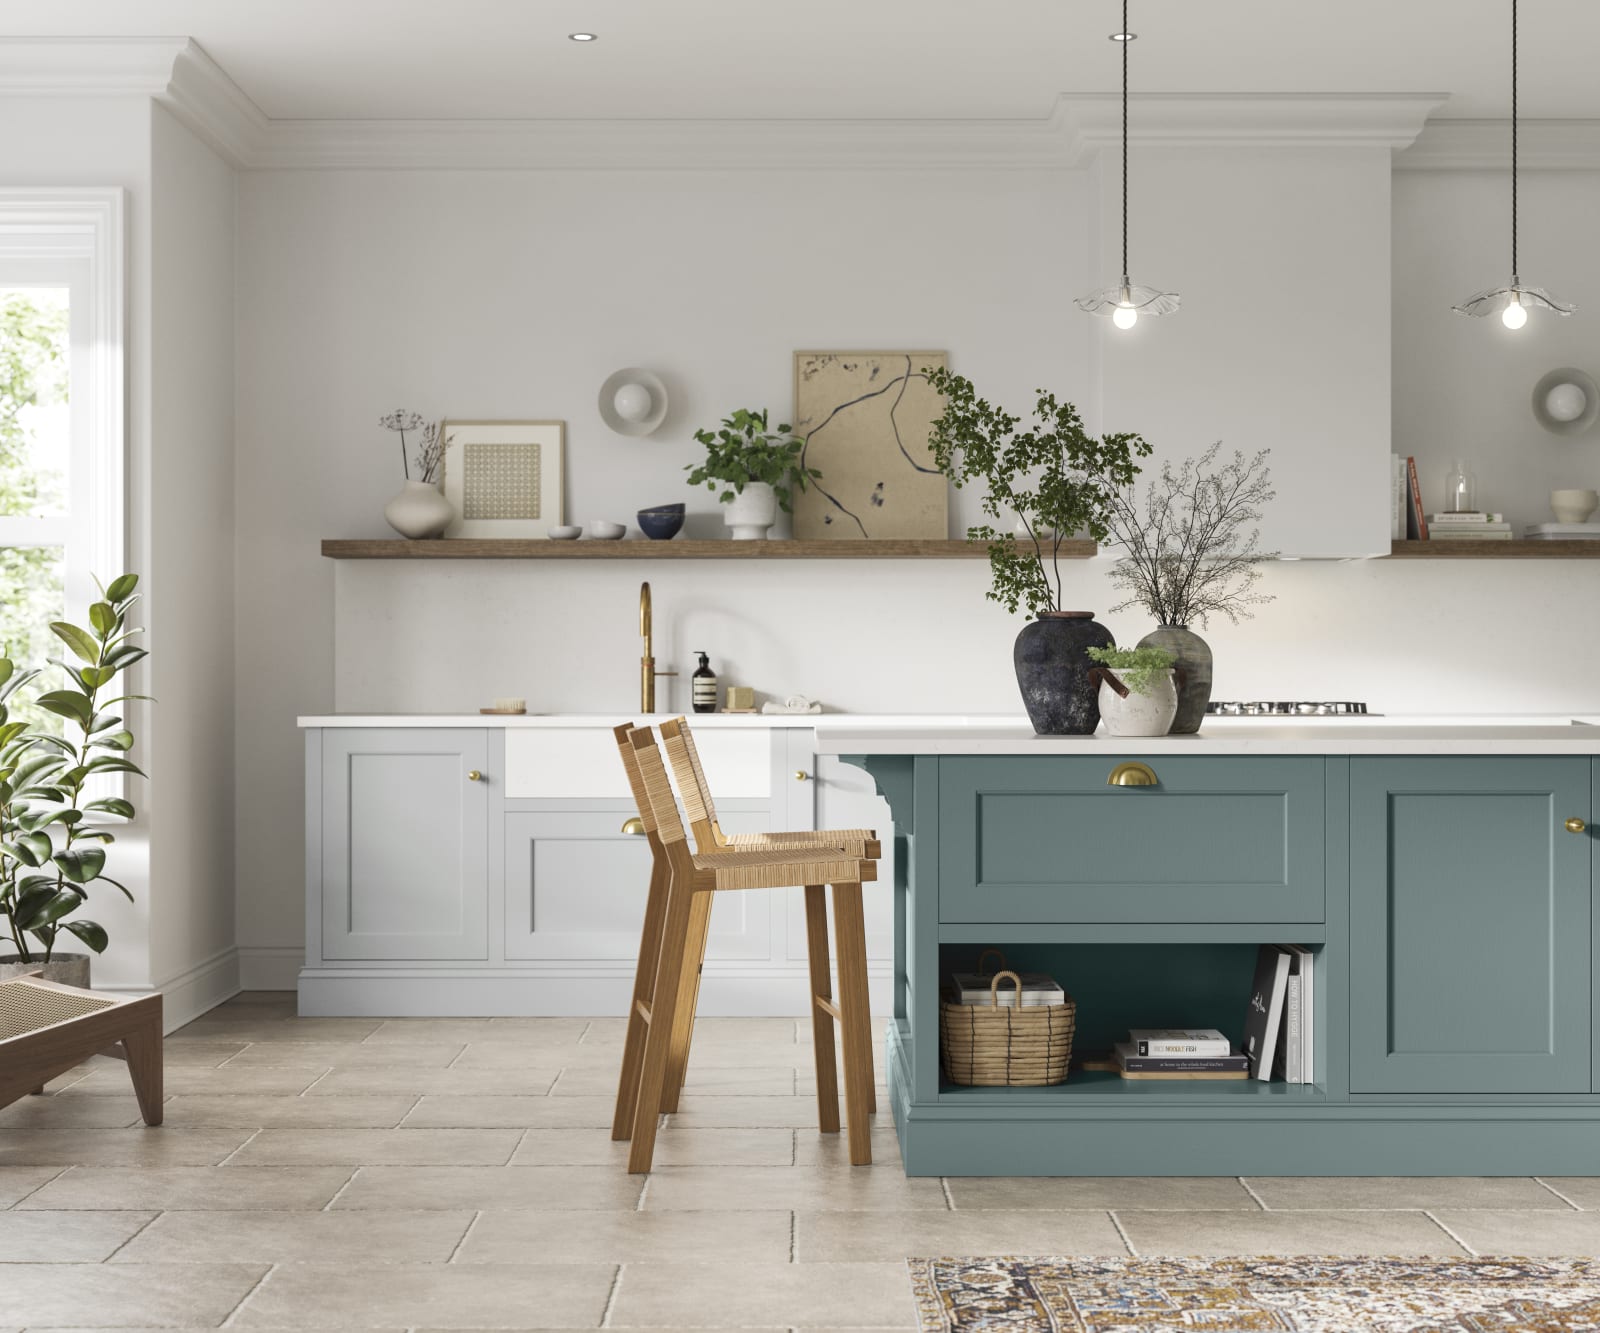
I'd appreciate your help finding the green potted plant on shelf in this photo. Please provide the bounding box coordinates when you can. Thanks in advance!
[685,407,821,540]
[1085,644,1181,737]
[0,573,149,986]
[925,368,1151,736]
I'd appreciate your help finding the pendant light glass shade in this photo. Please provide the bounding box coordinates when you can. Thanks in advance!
[1077,0,1178,328]
[1453,0,1573,325]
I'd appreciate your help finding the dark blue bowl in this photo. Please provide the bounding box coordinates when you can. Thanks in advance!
[637,504,686,540]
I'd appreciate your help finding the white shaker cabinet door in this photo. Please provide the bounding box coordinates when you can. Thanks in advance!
[320,729,490,960]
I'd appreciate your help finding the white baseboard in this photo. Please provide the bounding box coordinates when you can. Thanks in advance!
[299,965,892,1017]
[238,947,304,992]
[151,947,240,1031]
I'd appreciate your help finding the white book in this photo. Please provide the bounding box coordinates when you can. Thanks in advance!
[1430,512,1504,524]
[1130,1028,1231,1057]
[1525,523,1600,539]
[1390,455,1405,540]
[1279,943,1314,1085]
[1279,974,1303,1083]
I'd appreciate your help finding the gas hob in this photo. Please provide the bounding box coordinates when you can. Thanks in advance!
[1206,701,1372,717]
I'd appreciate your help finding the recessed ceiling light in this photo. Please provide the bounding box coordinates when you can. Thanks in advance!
[568,32,598,42]
[1109,31,1136,40]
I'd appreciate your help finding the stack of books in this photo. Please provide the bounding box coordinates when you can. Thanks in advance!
[948,969,1064,1008]
[1111,1029,1248,1081]
[1244,943,1315,1083]
[1525,523,1600,541]
[1428,512,1511,542]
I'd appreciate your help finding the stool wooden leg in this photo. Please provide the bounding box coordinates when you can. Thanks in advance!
[614,846,669,1141]
[661,890,713,1114]
[802,884,841,1136]
[122,1019,164,1127]
[630,875,697,1174]
[832,880,873,1166]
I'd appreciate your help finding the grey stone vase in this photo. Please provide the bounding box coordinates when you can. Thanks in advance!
[1137,624,1213,734]
[0,952,91,987]
[1014,611,1115,735]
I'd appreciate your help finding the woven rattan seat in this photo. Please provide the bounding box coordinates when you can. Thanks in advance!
[610,722,879,1172]
[0,974,163,1124]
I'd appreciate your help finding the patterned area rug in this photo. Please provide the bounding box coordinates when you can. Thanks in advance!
[908,1255,1600,1331]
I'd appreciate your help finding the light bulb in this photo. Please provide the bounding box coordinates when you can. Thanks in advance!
[1112,304,1138,330]
[1502,295,1528,329]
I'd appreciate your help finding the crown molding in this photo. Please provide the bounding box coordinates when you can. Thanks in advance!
[1398,118,1600,170]
[0,37,184,97]
[160,39,269,168]
[1063,92,1447,153]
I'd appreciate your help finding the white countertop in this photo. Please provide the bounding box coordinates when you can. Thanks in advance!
[295,712,1018,730]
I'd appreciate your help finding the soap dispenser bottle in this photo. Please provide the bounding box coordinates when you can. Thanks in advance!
[692,651,718,714]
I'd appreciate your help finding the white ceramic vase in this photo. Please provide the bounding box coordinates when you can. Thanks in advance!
[1094,668,1180,738]
[384,480,454,540]
[725,481,778,540]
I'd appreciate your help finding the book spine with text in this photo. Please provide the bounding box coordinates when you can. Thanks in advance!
[1406,457,1429,541]
[1284,974,1303,1084]
[1136,1039,1232,1058]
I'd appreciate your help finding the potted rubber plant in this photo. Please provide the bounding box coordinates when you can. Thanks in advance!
[1086,644,1181,737]
[0,573,148,986]
[926,368,1151,735]
[685,408,820,539]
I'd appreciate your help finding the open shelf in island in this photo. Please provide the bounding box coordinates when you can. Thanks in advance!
[938,1071,1327,1101]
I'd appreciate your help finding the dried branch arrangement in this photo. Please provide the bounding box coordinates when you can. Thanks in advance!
[1105,443,1277,629]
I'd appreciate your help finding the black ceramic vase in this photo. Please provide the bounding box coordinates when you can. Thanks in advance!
[1013,611,1114,735]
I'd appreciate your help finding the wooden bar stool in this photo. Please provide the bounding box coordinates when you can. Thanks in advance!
[657,716,880,1117]
[614,725,878,1173]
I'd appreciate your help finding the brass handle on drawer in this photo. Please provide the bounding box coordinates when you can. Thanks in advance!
[1106,762,1158,788]
[621,817,646,836]
[466,770,482,783]
[1566,817,1587,834]
[795,770,811,782]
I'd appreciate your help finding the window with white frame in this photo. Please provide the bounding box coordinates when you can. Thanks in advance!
[0,190,124,706]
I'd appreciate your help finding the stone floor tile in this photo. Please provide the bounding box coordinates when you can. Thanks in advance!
[668,1095,843,1128]
[581,1016,799,1046]
[552,1063,796,1097]
[364,1017,587,1046]
[0,1096,143,1130]
[162,1094,417,1129]
[1116,1208,1467,1256]
[1246,1176,1572,1211]
[228,1127,523,1167]
[0,1164,64,1207]
[65,1065,329,1096]
[233,1262,613,1327]
[331,1165,644,1211]
[0,1210,157,1262]
[175,1017,383,1042]
[0,1263,266,1327]
[511,1126,795,1168]
[794,1207,1127,1261]
[223,1041,464,1068]
[0,1128,252,1167]
[947,1176,1260,1211]
[459,1207,793,1264]
[794,1125,902,1168]
[125,1042,247,1067]
[112,1208,475,1264]
[305,1066,560,1096]
[400,1094,612,1128]
[642,1164,947,1212]
[610,1261,914,1328]
[1434,1208,1600,1255]
[19,1166,353,1211]
[1538,1178,1600,1209]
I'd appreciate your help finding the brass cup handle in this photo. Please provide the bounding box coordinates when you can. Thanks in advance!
[1106,761,1159,788]
[1566,817,1588,834]
[621,817,646,836]
[467,770,482,783]
[795,770,811,782]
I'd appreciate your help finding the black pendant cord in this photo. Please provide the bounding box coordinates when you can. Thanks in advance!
[1510,0,1519,281]
[1121,0,1130,283]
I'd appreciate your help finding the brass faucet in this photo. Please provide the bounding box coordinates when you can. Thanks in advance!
[639,581,677,713]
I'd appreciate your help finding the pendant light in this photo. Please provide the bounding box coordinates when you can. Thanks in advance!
[1076,0,1179,329]
[1453,0,1573,328]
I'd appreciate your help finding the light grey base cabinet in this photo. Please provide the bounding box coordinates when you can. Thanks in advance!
[302,725,893,1016]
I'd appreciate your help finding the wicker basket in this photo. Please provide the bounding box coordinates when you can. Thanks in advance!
[940,952,1075,1087]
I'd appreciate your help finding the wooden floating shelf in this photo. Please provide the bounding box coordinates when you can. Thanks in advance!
[1389,540,1600,559]
[321,538,1097,561]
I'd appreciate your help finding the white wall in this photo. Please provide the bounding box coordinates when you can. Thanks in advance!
[148,103,237,1016]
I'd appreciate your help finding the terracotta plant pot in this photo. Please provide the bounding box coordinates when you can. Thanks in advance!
[0,953,91,988]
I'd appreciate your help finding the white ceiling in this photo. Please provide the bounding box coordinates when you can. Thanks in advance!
[2,1,1597,123]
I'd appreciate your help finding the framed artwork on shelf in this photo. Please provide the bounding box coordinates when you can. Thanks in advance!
[792,350,949,541]
[441,420,565,538]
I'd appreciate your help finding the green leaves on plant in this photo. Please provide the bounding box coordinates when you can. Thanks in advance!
[105,573,138,603]
[685,407,817,513]
[84,756,145,778]
[52,846,105,884]
[49,622,100,664]
[35,690,91,726]
[88,602,116,637]
[103,645,146,672]
[84,797,135,819]
[63,919,108,953]
[5,831,52,866]
[20,888,85,929]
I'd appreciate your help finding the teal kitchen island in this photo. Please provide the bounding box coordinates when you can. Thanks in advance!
[817,722,1600,1176]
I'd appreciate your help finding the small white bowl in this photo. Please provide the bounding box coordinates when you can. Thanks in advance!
[588,520,627,540]
[549,525,582,540]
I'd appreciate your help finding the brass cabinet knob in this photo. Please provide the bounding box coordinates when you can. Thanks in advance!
[621,817,646,835]
[1106,762,1159,788]
[466,770,482,783]
[1566,817,1588,834]
[795,770,811,782]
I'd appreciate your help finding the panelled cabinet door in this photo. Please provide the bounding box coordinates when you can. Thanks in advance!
[321,729,490,960]
[1350,758,1591,1094]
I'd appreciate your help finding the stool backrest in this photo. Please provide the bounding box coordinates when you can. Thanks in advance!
[659,716,724,850]
[627,726,690,849]
[612,723,658,835]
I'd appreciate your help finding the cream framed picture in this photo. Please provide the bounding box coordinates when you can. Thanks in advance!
[441,420,565,538]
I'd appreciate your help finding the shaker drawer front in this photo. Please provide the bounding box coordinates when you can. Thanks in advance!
[504,727,771,800]
[938,756,1324,923]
